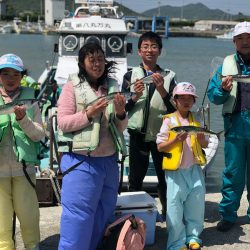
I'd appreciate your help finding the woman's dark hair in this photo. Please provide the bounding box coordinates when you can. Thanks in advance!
[138,31,162,50]
[78,43,117,85]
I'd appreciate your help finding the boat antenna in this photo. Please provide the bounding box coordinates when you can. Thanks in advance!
[51,36,60,67]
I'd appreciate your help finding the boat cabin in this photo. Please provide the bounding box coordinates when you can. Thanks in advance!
[50,0,131,86]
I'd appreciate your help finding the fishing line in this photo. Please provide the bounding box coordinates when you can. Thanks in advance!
[201,56,224,107]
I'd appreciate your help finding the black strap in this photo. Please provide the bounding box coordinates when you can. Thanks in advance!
[40,140,49,149]
[22,160,36,189]
[162,152,172,159]
[12,212,16,245]
[117,155,126,194]
[16,160,36,245]
[57,141,73,152]
[61,159,85,177]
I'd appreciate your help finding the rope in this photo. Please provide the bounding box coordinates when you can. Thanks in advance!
[41,168,61,205]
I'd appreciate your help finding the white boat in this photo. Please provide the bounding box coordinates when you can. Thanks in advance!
[37,0,133,203]
[0,24,14,34]
[36,0,219,202]
[216,30,233,40]
[38,0,130,88]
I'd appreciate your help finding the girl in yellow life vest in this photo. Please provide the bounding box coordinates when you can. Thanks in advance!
[156,82,208,250]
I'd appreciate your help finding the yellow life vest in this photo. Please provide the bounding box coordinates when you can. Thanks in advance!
[162,112,206,170]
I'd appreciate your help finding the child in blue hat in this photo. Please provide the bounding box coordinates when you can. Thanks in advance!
[0,54,45,250]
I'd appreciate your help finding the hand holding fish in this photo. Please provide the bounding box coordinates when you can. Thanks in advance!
[220,74,250,84]
[14,105,26,121]
[85,98,109,121]
[113,93,126,117]
[196,132,208,148]
[132,79,144,102]
[175,131,188,142]
[221,76,233,92]
[126,71,169,89]
[153,73,167,97]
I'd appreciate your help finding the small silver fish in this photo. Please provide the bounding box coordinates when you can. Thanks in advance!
[127,71,169,89]
[170,125,224,139]
[221,74,250,83]
[0,98,38,115]
[81,92,135,108]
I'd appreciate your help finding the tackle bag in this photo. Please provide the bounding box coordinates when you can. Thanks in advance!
[99,214,146,250]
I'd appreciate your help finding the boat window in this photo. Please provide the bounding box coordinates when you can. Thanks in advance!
[61,34,80,56]
[100,8,115,18]
[85,36,101,45]
[63,35,78,51]
[60,34,125,58]
[105,35,125,57]
[75,9,88,17]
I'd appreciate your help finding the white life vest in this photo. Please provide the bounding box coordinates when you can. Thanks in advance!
[128,66,176,141]
[58,74,127,156]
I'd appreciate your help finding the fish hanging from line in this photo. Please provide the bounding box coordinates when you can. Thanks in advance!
[220,74,250,84]
[0,99,38,115]
[170,125,224,139]
[126,71,170,89]
[79,92,135,108]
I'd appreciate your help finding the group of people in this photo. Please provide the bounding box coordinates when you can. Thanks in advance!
[0,20,250,250]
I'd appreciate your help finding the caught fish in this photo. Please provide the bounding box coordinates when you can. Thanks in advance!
[81,92,135,108]
[221,74,250,84]
[0,98,38,115]
[127,71,170,89]
[170,125,224,139]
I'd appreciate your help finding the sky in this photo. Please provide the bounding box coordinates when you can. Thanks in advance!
[118,0,250,15]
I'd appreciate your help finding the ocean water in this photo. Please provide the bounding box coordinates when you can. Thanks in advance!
[0,34,235,193]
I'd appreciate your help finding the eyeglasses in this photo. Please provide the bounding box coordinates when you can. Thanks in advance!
[140,45,159,52]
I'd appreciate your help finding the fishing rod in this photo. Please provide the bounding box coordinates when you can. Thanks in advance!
[199,57,224,129]
[37,35,60,101]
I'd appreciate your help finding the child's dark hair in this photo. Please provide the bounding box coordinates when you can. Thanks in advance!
[78,43,117,85]
[138,31,162,50]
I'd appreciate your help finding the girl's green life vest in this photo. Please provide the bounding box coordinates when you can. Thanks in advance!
[0,87,40,164]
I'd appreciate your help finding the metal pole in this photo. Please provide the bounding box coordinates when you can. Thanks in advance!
[158,1,161,16]
[40,0,43,17]
[181,0,184,20]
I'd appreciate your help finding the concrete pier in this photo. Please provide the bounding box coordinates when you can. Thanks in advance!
[15,191,249,249]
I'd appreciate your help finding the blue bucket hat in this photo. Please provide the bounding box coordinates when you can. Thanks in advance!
[0,54,25,72]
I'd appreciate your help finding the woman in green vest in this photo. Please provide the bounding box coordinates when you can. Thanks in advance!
[0,54,45,250]
[57,43,127,250]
